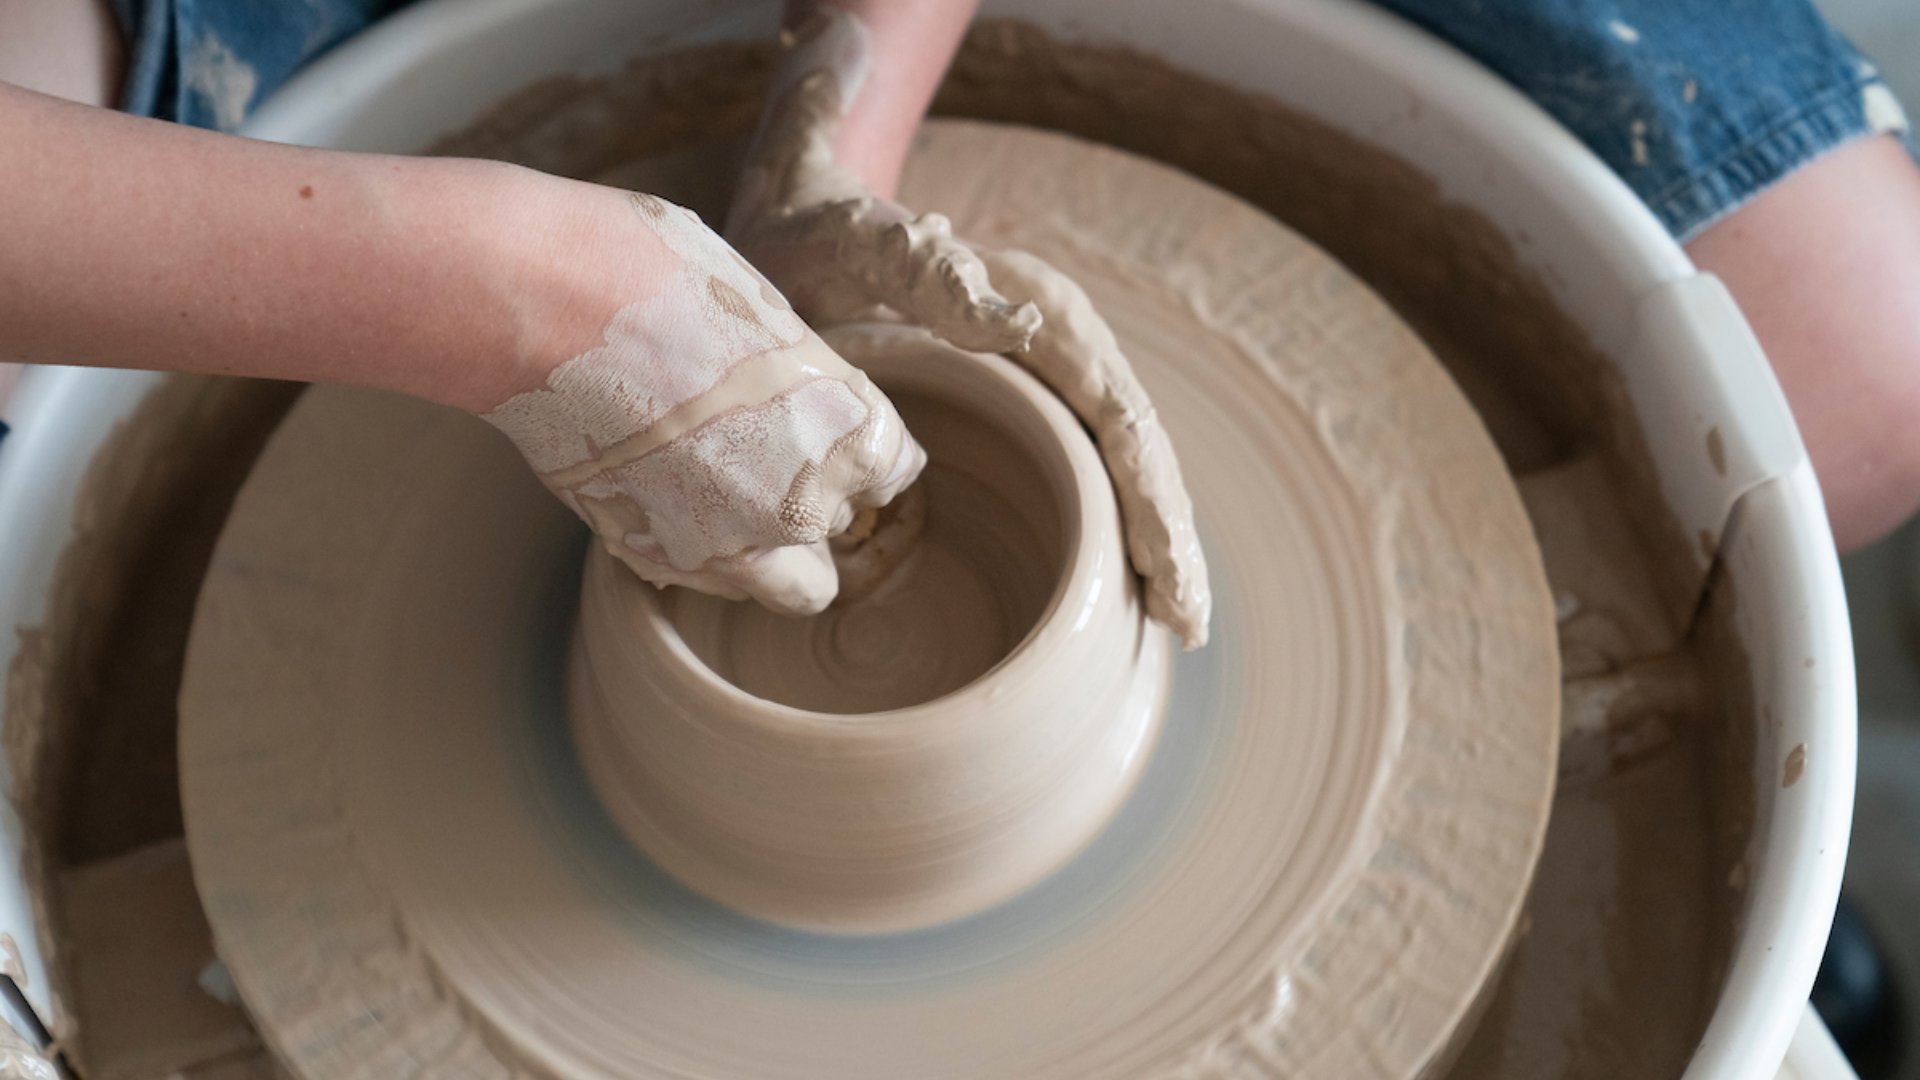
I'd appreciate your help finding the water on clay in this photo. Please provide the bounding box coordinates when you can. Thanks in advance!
[8,24,1747,1080]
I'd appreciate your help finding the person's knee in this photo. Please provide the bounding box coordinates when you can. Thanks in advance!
[1688,133,1920,552]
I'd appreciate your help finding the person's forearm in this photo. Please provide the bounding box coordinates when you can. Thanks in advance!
[0,82,540,410]
[789,0,978,199]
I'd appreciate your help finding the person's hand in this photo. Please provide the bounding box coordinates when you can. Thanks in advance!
[480,180,925,616]
[967,249,1211,647]
[0,79,922,618]
[723,10,1040,355]
[725,6,1211,647]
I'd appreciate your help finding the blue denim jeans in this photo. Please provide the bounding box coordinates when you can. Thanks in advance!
[114,0,1912,241]
[111,0,404,132]
[1375,0,1913,238]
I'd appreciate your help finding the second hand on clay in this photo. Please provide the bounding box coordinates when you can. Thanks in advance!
[728,2,1213,648]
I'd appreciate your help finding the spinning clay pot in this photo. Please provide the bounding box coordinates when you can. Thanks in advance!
[572,326,1172,933]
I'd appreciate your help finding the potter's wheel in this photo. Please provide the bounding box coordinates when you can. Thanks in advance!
[179,123,1560,1079]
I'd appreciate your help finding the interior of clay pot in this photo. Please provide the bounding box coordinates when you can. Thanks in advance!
[667,356,1074,715]
[0,17,1759,1080]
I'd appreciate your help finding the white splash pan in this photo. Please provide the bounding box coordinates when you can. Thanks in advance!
[0,0,1857,1075]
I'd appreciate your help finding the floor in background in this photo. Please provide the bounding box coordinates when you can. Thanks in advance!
[1807,2,1920,1076]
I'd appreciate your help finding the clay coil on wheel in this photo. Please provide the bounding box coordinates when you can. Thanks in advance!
[180,122,1560,1079]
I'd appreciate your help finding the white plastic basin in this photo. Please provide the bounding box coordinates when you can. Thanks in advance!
[0,1,1858,1075]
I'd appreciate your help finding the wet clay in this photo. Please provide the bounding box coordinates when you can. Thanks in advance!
[974,250,1213,648]
[480,191,925,617]
[572,328,1172,932]
[434,22,1696,627]
[668,336,1069,714]
[729,11,1211,646]
[358,24,1751,1078]
[823,483,926,603]
[179,122,1557,1078]
[726,13,1042,356]
[15,23,1746,1080]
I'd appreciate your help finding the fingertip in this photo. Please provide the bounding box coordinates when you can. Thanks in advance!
[733,543,840,616]
[903,435,928,485]
[827,501,857,536]
[851,434,926,511]
[887,431,929,491]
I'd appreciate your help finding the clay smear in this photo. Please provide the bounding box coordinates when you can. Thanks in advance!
[731,9,1211,646]
[481,192,923,615]
[725,12,1041,354]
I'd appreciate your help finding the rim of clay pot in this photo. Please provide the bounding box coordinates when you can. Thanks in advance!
[621,340,1127,730]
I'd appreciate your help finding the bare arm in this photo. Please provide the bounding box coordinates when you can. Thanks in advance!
[797,0,979,199]
[0,79,924,612]
[0,80,551,410]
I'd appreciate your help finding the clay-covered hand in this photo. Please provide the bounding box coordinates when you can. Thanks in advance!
[969,249,1211,648]
[724,10,1042,357]
[482,189,925,616]
[726,7,1211,647]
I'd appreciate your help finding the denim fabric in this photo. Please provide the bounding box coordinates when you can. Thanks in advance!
[111,0,406,132]
[114,0,1910,239]
[1374,0,1913,239]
